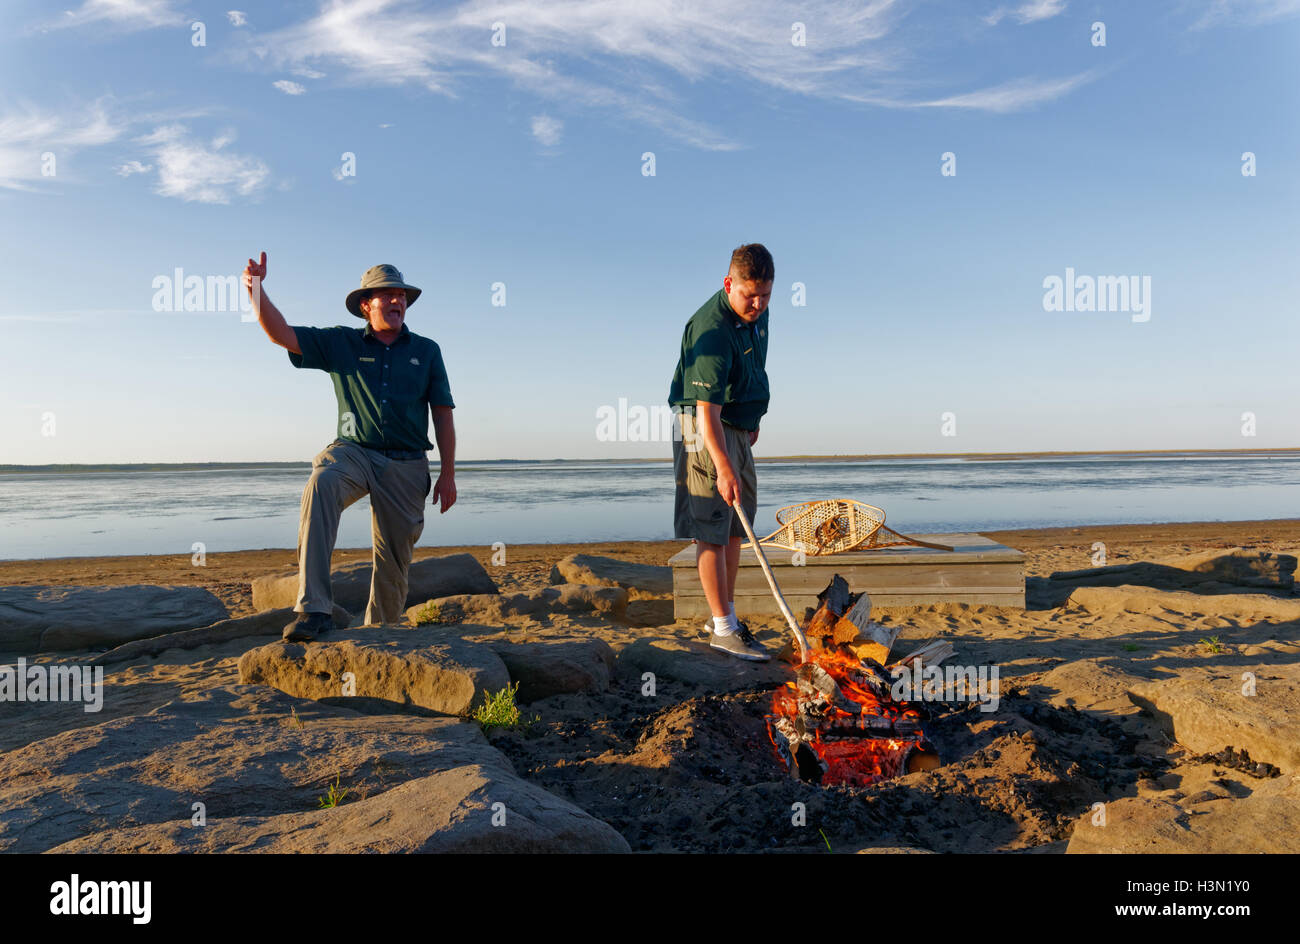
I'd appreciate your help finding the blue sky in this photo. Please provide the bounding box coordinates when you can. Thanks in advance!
[1,0,1297,462]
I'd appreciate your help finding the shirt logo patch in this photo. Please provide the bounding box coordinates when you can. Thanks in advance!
[359,356,376,363]
[410,357,419,365]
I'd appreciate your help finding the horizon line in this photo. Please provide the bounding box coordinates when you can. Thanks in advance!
[2,445,1298,473]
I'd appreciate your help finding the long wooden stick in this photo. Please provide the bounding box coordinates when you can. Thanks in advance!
[733,503,811,664]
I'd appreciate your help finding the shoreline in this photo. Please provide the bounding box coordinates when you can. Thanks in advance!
[2,446,1298,474]
[3,518,1297,620]
[2,517,1297,568]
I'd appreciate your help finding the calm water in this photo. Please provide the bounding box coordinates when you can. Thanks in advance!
[1,453,1297,560]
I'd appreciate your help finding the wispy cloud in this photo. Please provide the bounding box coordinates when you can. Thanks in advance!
[908,70,1101,112]
[131,125,270,204]
[244,0,905,149]
[115,159,152,176]
[45,0,186,32]
[530,114,562,148]
[227,10,248,27]
[1188,0,1300,29]
[984,0,1067,26]
[0,101,123,192]
[238,0,1112,149]
[273,80,307,95]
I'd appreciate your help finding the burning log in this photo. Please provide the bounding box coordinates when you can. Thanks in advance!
[888,638,956,672]
[766,576,954,787]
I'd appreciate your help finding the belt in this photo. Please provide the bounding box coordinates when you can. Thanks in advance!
[337,439,427,461]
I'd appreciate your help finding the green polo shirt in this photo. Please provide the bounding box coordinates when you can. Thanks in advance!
[288,321,454,452]
[668,289,770,431]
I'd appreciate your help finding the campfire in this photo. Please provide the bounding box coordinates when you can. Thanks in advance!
[766,576,951,787]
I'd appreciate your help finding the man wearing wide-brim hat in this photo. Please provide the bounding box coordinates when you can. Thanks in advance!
[242,253,457,641]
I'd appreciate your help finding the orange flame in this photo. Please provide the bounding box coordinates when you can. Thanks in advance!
[766,643,924,788]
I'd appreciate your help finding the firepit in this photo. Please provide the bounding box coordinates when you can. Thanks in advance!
[766,576,948,787]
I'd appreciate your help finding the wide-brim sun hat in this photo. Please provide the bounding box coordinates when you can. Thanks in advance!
[345,263,422,318]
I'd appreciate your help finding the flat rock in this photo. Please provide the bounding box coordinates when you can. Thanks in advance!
[1065,584,1300,624]
[0,584,229,654]
[1128,663,1300,772]
[1158,548,1296,589]
[238,626,511,716]
[549,554,672,598]
[251,553,498,614]
[616,636,792,691]
[1066,779,1300,853]
[93,604,351,666]
[490,638,616,703]
[1027,659,1156,727]
[408,585,627,625]
[0,684,627,854]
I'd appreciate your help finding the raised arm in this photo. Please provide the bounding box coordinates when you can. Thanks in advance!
[243,252,301,354]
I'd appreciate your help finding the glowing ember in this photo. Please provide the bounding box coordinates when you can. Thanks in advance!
[765,576,939,787]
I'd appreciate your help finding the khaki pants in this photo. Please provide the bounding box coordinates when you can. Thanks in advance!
[295,439,431,625]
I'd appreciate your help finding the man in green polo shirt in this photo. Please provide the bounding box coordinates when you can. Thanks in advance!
[242,253,457,641]
[669,243,774,661]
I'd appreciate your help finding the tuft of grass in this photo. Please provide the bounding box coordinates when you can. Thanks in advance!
[317,774,349,809]
[1122,643,1141,652]
[818,828,833,853]
[1198,636,1226,654]
[411,602,442,626]
[473,682,537,730]
[288,706,305,728]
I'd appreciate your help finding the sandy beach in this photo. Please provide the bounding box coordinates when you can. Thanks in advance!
[1,518,1297,854]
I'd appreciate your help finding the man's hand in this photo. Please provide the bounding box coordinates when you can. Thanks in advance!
[243,251,267,293]
[748,427,759,447]
[432,469,457,514]
[715,465,741,507]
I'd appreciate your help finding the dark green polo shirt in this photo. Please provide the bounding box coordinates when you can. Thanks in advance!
[668,289,770,431]
[288,322,454,452]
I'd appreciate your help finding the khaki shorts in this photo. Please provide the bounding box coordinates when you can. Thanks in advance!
[672,412,757,546]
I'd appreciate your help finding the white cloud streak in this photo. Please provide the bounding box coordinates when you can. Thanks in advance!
[1188,0,1300,29]
[0,101,122,191]
[132,125,270,204]
[45,0,186,32]
[984,0,1067,26]
[273,80,307,95]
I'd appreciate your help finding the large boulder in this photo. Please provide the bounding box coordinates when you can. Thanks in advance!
[408,585,627,625]
[0,685,628,854]
[251,553,498,614]
[0,585,229,654]
[238,626,511,716]
[1127,663,1300,773]
[491,638,616,703]
[93,604,351,666]
[549,554,672,598]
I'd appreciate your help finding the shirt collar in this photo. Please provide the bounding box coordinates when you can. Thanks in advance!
[719,290,763,331]
[362,321,411,345]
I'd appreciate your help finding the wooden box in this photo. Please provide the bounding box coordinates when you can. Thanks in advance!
[669,532,1025,620]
